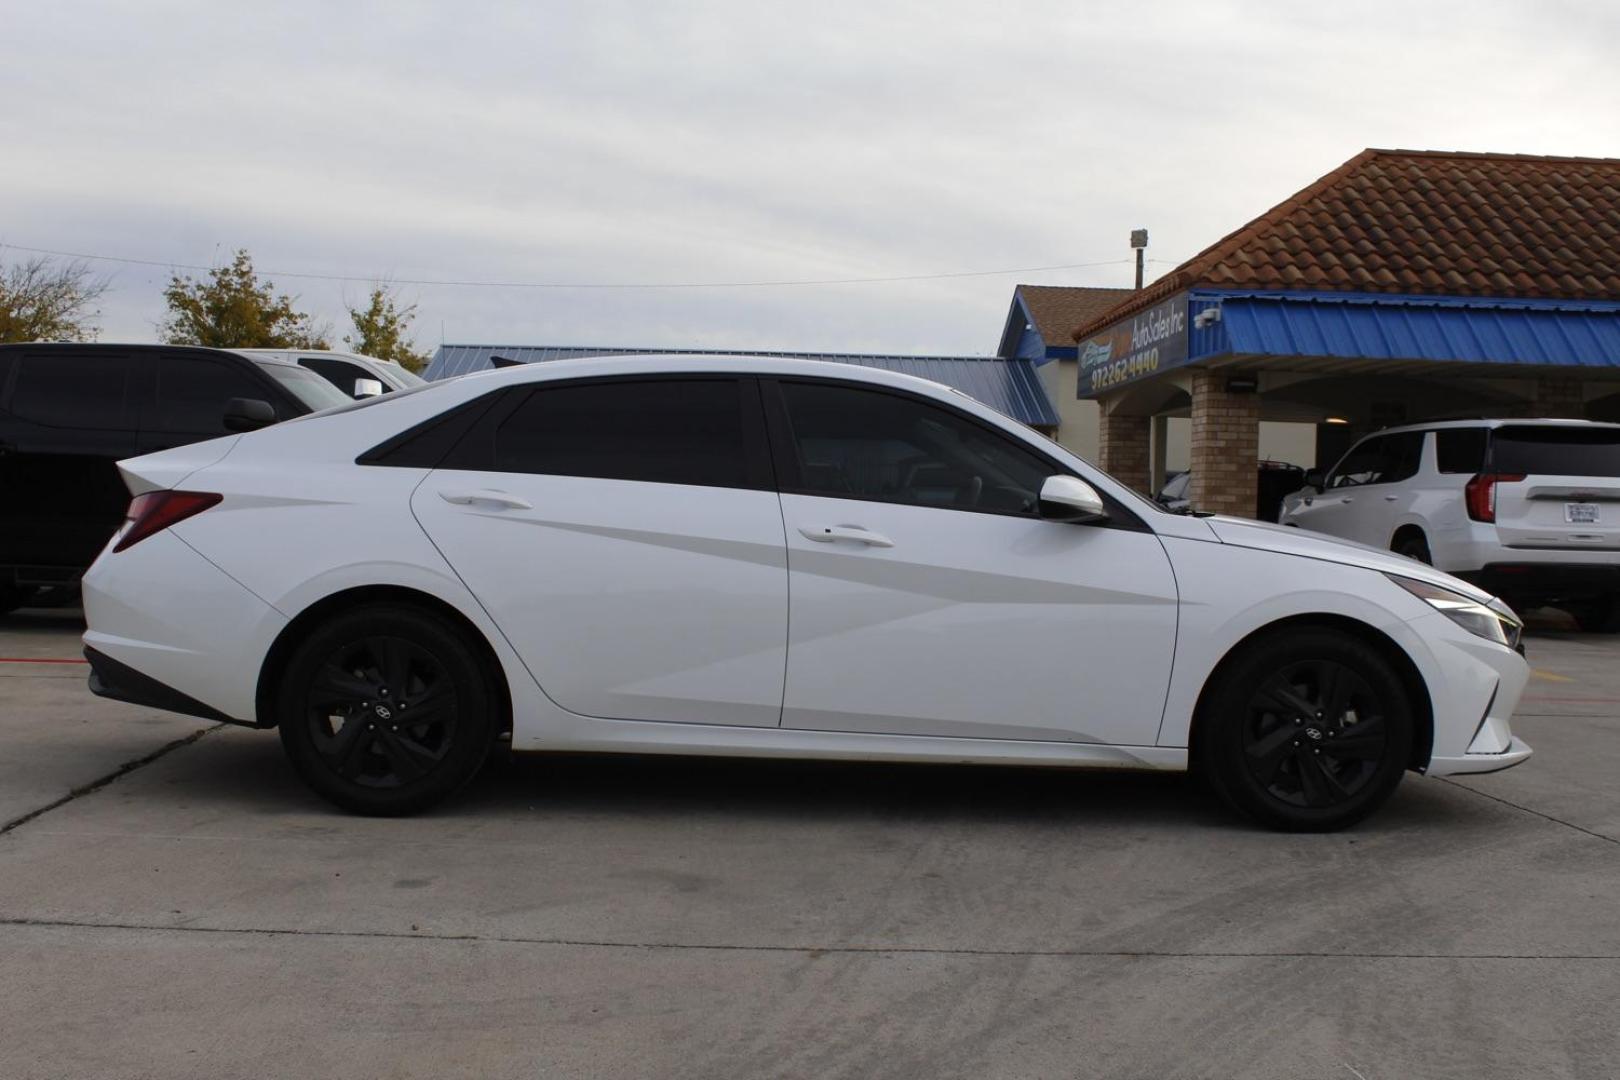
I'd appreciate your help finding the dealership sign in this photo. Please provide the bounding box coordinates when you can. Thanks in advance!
[1077,293,1189,397]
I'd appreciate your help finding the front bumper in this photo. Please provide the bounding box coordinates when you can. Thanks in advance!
[1429,735,1534,776]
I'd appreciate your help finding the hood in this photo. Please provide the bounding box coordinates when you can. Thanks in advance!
[1203,516,1497,603]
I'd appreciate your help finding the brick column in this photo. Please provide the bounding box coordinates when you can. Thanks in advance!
[1529,376,1585,419]
[1098,408,1151,494]
[1188,370,1259,518]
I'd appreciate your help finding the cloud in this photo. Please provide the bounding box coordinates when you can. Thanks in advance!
[3,0,1616,355]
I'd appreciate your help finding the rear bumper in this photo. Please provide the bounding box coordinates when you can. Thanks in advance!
[85,646,258,727]
[1454,562,1620,601]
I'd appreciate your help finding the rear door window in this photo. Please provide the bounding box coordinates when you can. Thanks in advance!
[1491,426,1620,477]
[1436,428,1488,473]
[490,378,762,489]
[8,352,133,429]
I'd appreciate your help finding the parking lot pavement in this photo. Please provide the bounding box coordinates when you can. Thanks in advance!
[1,613,1617,1079]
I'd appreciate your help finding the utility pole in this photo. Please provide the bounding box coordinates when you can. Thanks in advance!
[1130,228,1148,290]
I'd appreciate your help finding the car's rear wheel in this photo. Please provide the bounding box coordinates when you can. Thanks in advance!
[1197,629,1414,831]
[276,605,498,815]
[1393,532,1431,564]
[1567,594,1620,633]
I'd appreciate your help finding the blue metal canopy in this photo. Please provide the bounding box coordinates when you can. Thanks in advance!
[424,345,1061,427]
[1209,292,1620,369]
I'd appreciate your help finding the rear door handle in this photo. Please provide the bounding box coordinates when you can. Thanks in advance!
[1384,494,1398,502]
[439,489,533,510]
[799,524,894,548]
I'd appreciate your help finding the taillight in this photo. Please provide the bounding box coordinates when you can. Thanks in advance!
[1463,473,1525,523]
[113,490,222,552]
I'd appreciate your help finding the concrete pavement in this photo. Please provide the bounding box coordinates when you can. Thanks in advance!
[1,609,1616,1079]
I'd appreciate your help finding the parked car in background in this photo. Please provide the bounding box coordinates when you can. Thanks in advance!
[1280,419,1620,629]
[1156,460,1307,522]
[0,343,351,612]
[82,356,1531,830]
[239,349,426,399]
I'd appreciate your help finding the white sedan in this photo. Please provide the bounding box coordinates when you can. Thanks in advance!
[81,356,1531,830]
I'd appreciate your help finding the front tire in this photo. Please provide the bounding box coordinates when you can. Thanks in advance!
[1196,629,1414,831]
[276,605,498,815]
[1568,594,1620,633]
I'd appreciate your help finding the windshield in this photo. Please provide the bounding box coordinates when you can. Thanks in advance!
[1492,426,1620,477]
[393,366,427,388]
[258,363,356,412]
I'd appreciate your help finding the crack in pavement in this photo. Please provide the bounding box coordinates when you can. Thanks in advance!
[1,915,1618,961]
[1437,776,1620,848]
[0,724,224,838]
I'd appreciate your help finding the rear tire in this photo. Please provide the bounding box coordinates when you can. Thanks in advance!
[1568,594,1620,633]
[1196,629,1414,832]
[276,604,498,815]
[1392,533,1431,565]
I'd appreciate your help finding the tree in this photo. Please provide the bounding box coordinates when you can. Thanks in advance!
[0,254,109,343]
[344,285,430,373]
[160,249,329,348]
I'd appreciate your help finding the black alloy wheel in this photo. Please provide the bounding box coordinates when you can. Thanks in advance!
[1198,629,1414,831]
[278,605,497,815]
[1242,661,1388,809]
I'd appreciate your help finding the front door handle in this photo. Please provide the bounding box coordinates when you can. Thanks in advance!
[439,489,533,510]
[799,524,894,548]
[1384,494,1399,502]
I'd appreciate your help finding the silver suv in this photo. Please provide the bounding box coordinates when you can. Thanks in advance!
[1280,419,1620,629]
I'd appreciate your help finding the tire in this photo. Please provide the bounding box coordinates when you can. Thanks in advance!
[1568,594,1620,633]
[0,584,40,615]
[276,604,499,815]
[1392,533,1431,565]
[1196,629,1415,832]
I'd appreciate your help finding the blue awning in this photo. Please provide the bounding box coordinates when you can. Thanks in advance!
[424,345,1061,427]
[1215,293,1620,368]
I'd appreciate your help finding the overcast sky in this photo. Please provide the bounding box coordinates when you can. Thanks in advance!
[4,0,1618,358]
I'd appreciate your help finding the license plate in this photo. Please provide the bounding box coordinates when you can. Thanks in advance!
[1566,502,1600,524]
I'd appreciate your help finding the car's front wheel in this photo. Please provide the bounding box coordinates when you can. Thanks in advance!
[276,604,499,815]
[1197,629,1415,831]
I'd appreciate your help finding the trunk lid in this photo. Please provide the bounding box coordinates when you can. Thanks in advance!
[115,436,241,497]
[1489,424,1620,551]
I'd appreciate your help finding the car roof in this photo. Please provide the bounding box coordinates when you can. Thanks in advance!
[231,348,403,369]
[1365,417,1620,436]
[0,341,300,366]
[449,352,960,398]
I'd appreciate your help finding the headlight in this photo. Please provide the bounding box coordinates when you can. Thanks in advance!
[1387,574,1522,649]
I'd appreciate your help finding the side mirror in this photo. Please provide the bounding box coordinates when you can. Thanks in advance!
[223,397,277,432]
[1304,469,1326,492]
[1039,475,1108,524]
[352,377,385,398]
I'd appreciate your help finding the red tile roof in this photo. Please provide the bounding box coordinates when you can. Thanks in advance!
[1014,285,1134,349]
[1071,148,1620,342]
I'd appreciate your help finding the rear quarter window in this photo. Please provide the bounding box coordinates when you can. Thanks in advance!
[1435,428,1487,473]
[1491,426,1620,477]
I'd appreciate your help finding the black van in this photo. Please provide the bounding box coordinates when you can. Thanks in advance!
[0,343,352,611]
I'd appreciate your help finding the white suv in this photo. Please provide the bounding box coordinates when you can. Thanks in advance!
[1281,419,1620,629]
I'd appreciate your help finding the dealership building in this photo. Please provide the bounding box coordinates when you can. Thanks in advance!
[1055,148,1620,516]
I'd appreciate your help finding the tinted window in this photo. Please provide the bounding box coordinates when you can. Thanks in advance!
[779,381,1050,515]
[9,353,132,428]
[299,356,376,395]
[1436,428,1487,474]
[1330,432,1422,487]
[151,355,275,435]
[1492,426,1620,477]
[493,379,750,488]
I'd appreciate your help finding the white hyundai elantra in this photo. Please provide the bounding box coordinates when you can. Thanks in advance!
[82,356,1531,830]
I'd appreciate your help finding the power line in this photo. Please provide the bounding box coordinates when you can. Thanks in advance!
[0,242,1136,291]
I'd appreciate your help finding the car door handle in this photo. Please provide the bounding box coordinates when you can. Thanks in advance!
[1384,494,1398,502]
[439,489,533,510]
[799,525,894,548]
